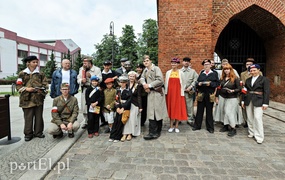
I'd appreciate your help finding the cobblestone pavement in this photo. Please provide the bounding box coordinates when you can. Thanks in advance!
[45,105,285,180]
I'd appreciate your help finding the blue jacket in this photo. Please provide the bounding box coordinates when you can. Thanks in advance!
[50,69,79,98]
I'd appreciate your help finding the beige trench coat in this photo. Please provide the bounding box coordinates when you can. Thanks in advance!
[140,64,168,121]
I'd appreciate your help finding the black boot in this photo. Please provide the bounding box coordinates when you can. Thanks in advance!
[144,120,158,140]
[219,125,229,132]
[227,128,236,137]
[156,120,163,137]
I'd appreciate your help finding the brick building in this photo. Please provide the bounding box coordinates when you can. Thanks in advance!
[157,0,285,103]
[0,27,80,79]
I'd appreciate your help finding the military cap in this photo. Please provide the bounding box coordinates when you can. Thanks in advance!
[120,57,128,62]
[103,60,112,65]
[24,56,38,63]
[183,57,191,62]
[249,64,260,70]
[104,78,114,84]
[202,59,211,65]
[124,61,132,67]
[61,83,70,89]
[171,57,180,64]
[90,75,100,81]
[118,75,129,82]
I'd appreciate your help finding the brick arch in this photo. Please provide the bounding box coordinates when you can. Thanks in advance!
[212,0,285,48]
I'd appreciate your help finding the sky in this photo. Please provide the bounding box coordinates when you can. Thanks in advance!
[0,0,157,55]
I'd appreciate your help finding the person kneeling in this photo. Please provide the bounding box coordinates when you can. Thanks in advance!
[47,83,80,138]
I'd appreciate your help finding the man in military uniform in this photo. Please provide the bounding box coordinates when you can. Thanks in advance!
[16,55,49,141]
[77,58,102,128]
[47,83,80,138]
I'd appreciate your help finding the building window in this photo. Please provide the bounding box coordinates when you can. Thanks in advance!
[40,54,48,61]
[18,50,28,58]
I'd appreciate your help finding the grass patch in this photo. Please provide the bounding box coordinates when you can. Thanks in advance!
[0,92,19,96]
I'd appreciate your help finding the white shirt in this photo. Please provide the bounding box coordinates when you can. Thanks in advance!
[251,75,259,86]
[62,69,70,85]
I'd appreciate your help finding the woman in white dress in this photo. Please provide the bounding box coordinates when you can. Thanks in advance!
[121,71,143,141]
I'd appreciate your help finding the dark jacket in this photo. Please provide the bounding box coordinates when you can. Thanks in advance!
[243,76,270,107]
[50,69,79,98]
[85,86,104,107]
[216,78,241,98]
[196,70,220,94]
[116,88,132,110]
[129,83,142,109]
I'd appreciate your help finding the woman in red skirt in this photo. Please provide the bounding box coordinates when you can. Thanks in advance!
[165,57,188,133]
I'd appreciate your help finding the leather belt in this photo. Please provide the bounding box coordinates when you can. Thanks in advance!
[248,91,263,95]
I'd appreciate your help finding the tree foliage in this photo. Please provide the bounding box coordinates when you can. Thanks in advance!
[93,19,158,69]
[119,25,138,66]
[94,34,119,69]
[43,50,57,79]
[140,19,158,65]
[73,50,82,74]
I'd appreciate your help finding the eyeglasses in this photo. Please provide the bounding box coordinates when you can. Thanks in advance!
[204,63,211,66]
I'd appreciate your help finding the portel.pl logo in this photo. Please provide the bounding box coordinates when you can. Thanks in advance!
[10,158,70,174]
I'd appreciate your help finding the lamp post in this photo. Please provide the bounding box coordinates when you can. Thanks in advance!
[109,21,114,66]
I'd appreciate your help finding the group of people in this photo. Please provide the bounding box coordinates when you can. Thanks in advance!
[16,54,269,144]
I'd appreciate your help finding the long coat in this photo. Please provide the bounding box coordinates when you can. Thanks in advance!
[140,64,168,120]
[243,76,270,107]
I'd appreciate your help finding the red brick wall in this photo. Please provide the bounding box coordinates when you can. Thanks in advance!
[157,0,285,103]
[157,0,213,74]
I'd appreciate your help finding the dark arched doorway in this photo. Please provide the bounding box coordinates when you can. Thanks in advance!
[215,19,266,74]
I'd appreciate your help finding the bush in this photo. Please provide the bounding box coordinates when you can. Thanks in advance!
[0,79,16,85]
[0,75,18,85]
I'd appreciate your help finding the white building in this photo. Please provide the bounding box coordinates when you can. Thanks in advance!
[0,27,81,79]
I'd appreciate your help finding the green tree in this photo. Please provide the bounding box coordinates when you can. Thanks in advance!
[139,19,158,65]
[43,50,57,79]
[17,58,27,74]
[73,50,82,74]
[119,25,138,66]
[94,34,119,69]
[64,49,72,69]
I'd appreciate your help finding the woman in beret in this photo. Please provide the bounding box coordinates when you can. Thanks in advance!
[16,56,49,141]
[192,59,220,133]
[165,57,188,133]
[109,75,132,142]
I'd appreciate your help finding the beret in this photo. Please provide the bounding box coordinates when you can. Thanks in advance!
[90,75,100,81]
[24,56,38,63]
[171,57,180,64]
[202,59,211,65]
[104,78,114,84]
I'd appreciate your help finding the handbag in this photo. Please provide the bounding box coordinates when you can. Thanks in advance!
[197,92,204,102]
[209,93,216,103]
[121,110,130,124]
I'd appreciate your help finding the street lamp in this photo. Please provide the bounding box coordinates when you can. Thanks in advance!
[109,21,114,66]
